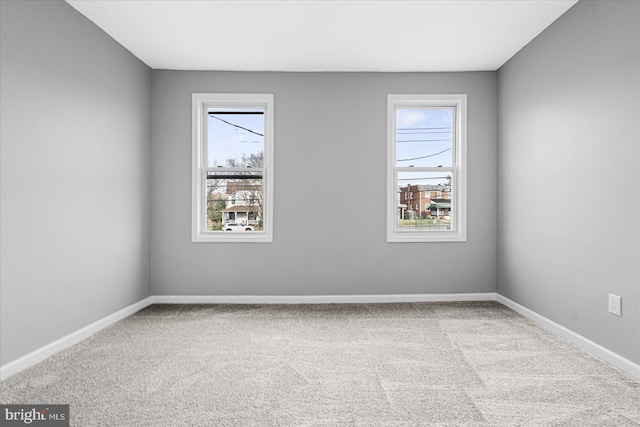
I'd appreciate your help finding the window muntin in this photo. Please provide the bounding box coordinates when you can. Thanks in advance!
[387,95,466,242]
[192,94,273,242]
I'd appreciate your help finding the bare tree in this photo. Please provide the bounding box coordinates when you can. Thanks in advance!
[205,152,265,228]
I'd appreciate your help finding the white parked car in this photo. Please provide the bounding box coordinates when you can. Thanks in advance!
[223,223,254,232]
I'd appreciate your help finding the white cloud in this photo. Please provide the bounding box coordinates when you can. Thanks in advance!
[398,110,428,128]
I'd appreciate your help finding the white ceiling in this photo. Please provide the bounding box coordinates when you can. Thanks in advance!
[66,0,578,72]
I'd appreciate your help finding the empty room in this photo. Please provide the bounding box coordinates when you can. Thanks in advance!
[1,0,639,425]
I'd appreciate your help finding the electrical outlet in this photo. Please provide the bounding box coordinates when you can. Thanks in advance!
[608,294,621,316]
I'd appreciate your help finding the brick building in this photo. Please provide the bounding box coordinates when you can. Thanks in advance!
[398,183,451,220]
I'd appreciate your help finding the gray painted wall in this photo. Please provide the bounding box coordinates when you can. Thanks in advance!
[12,0,635,373]
[151,71,497,296]
[0,1,152,365]
[497,0,640,363]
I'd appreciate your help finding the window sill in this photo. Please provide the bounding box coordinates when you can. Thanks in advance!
[387,231,466,243]
[192,232,273,243]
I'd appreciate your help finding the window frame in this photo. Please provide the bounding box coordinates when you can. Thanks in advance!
[387,94,467,243]
[192,93,274,243]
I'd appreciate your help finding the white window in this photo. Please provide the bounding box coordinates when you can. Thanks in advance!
[387,94,467,242]
[192,93,274,242]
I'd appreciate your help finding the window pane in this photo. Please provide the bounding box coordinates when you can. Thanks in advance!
[207,110,265,168]
[206,171,263,231]
[396,171,452,230]
[396,108,453,167]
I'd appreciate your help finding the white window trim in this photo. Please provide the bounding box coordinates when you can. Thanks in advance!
[192,93,274,243]
[387,94,467,243]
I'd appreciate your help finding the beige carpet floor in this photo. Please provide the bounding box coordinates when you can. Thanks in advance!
[1,301,639,426]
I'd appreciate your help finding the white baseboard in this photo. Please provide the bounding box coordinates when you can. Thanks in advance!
[3,293,638,381]
[0,297,154,381]
[496,294,640,379]
[152,293,497,305]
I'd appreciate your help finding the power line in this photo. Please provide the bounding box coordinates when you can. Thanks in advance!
[397,148,452,162]
[397,139,451,143]
[209,115,264,137]
[397,126,451,131]
[397,176,450,181]
[397,131,451,135]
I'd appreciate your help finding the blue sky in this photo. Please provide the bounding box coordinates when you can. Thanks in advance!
[396,108,452,168]
[207,111,264,167]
